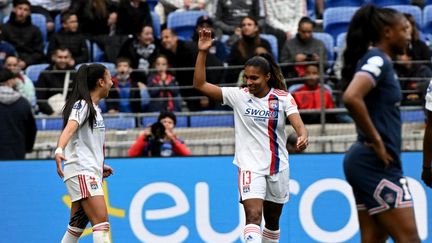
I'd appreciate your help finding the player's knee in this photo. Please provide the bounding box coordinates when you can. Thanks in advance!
[245,208,262,224]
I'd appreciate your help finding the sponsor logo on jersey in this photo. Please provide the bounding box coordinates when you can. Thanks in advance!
[94,120,105,129]
[244,108,278,119]
[73,102,82,110]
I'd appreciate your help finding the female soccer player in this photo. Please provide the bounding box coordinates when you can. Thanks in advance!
[193,28,308,243]
[54,64,114,243]
[342,5,420,243]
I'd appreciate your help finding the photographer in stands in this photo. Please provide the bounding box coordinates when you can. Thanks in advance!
[128,111,191,157]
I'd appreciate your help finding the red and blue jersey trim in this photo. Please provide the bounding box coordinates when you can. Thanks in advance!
[268,94,280,175]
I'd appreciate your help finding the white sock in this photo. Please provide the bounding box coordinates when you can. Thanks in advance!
[244,224,262,243]
[92,222,110,243]
[262,227,280,243]
[61,225,83,243]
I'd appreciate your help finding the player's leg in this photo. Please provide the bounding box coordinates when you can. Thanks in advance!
[61,202,89,243]
[376,207,420,243]
[239,170,266,243]
[262,201,283,243]
[357,207,388,243]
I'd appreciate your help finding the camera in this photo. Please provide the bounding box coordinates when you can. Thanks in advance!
[146,122,166,156]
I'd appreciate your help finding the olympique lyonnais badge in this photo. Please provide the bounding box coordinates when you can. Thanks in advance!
[243,185,250,193]
[90,181,98,190]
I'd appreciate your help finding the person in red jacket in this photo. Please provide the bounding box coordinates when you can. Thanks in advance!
[128,111,191,157]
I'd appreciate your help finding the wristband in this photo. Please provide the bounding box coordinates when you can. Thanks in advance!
[54,147,63,155]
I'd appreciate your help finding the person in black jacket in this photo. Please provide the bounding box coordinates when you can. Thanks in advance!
[0,68,36,160]
[47,11,89,65]
[115,0,152,36]
[36,47,75,115]
[2,0,45,69]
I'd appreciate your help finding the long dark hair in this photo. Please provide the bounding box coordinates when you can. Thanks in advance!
[245,53,287,91]
[62,64,107,130]
[341,5,401,89]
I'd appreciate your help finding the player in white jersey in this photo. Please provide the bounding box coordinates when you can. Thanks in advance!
[54,64,114,243]
[193,28,308,243]
[422,80,432,188]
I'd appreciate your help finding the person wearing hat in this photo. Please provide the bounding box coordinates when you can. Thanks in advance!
[1,0,45,69]
[0,68,37,160]
[192,15,227,62]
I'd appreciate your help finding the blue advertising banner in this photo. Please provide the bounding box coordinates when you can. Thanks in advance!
[0,153,430,242]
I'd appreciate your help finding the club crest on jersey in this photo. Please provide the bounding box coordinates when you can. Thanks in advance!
[269,100,279,109]
[243,185,250,193]
[73,102,82,109]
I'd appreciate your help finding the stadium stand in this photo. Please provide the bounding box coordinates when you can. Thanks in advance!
[313,32,335,61]
[54,14,61,32]
[323,7,358,42]
[166,10,207,40]
[75,62,116,76]
[146,0,158,11]
[260,34,279,60]
[336,32,346,52]
[36,118,63,130]
[151,11,161,38]
[368,0,411,7]
[4,13,48,44]
[190,114,234,127]
[85,40,105,62]
[324,0,363,8]
[25,63,50,83]
[423,5,432,34]
[104,117,136,130]
[387,5,422,29]
[142,116,189,128]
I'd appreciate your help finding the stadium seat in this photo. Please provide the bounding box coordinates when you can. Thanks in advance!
[85,40,105,62]
[387,5,422,29]
[190,114,234,127]
[368,0,411,7]
[141,115,188,128]
[323,7,359,42]
[401,109,425,122]
[306,0,316,20]
[54,14,61,32]
[146,0,158,11]
[423,5,432,34]
[25,63,50,83]
[151,11,161,38]
[104,117,136,129]
[167,10,207,40]
[313,32,335,61]
[4,13,48,44]
[36,118,63,130]
[260,34,279,60]
[336,32,347,52]
[75,62,116,76]
[324,0,363,8]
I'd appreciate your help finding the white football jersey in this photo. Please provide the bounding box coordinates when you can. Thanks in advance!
[426,80,432,112]
[222,87,299,175]
[63,100,105,181]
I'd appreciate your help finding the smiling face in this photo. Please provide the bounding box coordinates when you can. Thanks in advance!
[138,26,154,46]
[100,69,113,98]
[243,65,270,98]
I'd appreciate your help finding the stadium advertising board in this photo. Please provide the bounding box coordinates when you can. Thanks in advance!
[0,153,430,242]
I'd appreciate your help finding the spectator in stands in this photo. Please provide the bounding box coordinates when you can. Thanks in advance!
[115,0,152,36]
[147,54,182,112]
[48,11,89,66]
[214,0,262,36]
[291,63,338,124]
[422,80,432,189]
[0,25,17,66]
[29,0,70,33]
[106,57,149,113]
[0,68,36,160]
[4,55,36,110]
[226,16,271,84]
[2,0,45,69]
[36,47,74,115]
[262,0,307,54]
[280,17,327,78]
[404,13,431,68]
[160,28,223,111]
[118,25,160,81]
[0,1,12,21]
[191,15,228,62]
[194,28,308,242]
[342,5,420,242]
[154,0,210,26]
[395,46,432,106]
[128,110,191,157]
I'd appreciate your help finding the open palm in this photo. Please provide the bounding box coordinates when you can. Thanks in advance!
[198,28,213,52]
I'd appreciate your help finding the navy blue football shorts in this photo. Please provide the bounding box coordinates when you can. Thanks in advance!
[344,142,413,215]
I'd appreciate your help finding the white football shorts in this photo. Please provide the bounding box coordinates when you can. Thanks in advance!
[65,174,104,202]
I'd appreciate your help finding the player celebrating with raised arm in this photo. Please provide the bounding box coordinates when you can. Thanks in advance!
[54,64,114,243]
[193,28,308,243]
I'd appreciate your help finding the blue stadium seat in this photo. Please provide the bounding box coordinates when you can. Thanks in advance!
[167,10,207,40]
[104,117,136,129]
[4,13,48,44]
[36,118,63,130]
[85,40,105,62]
[151,11,161,38]
[260,34,278,60]
[146,0,158,11]
[423,5,432,34]
[387,5,422,29]
[25,63,50,83]
[324,0,363,8]
[54,14,61,32]
[368,0,411,7]
[323,7,358,42]
[307,0,315,20]
[141,115,188,128]
[76,62,116,76]
[401,110,425,122]
[190,114,234,127]
[313,32,335,61]
[336,32,347,52]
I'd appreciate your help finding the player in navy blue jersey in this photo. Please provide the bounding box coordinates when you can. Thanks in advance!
[342,5,420,243]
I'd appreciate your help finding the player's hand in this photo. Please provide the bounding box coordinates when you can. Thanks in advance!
[422,167,432,188]
[103,164,114,178]
[366,139,393,168]
[198,28,213,52]
[296,135,308,152]
[54,153,66,178]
